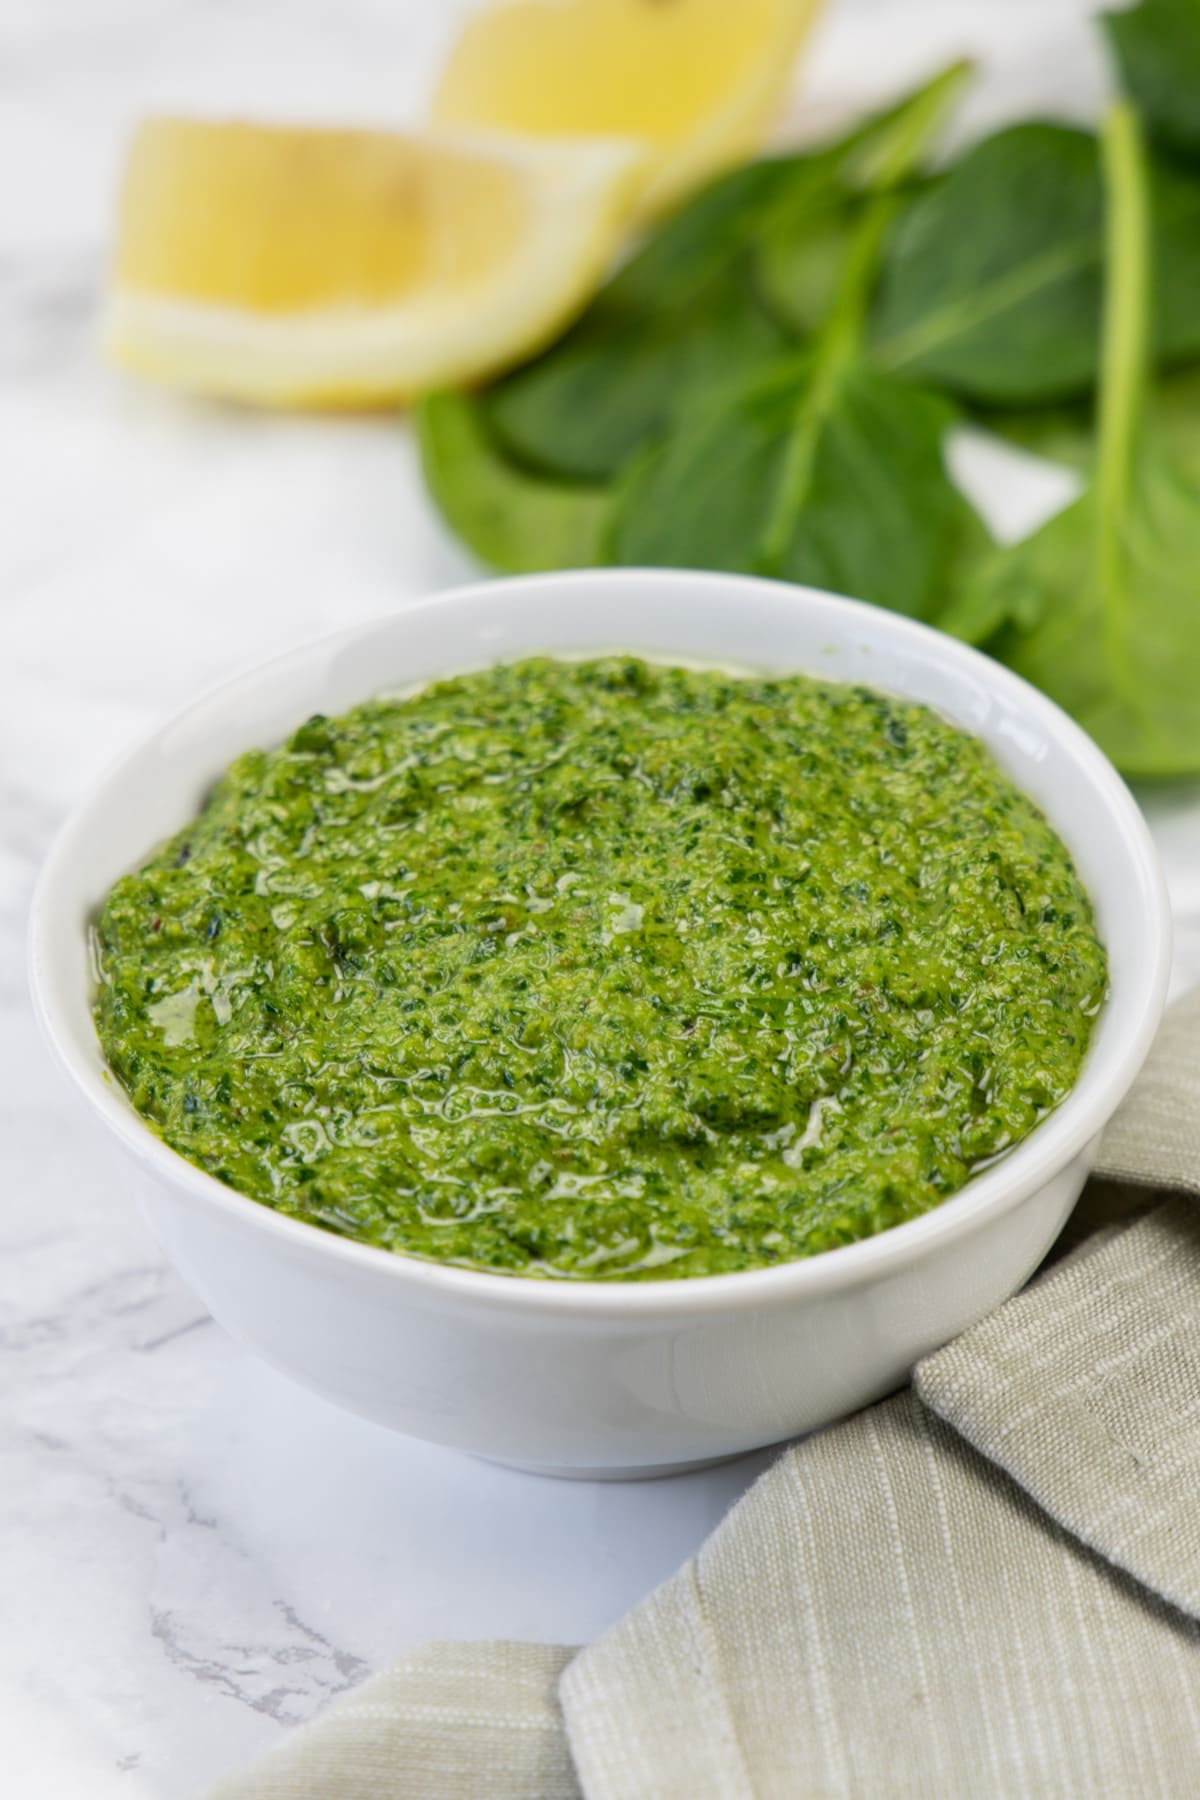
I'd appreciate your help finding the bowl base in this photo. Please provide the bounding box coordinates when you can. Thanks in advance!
[475,1448,760,1482]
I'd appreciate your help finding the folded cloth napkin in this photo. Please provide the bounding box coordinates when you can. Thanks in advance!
[210,987,1200,1800]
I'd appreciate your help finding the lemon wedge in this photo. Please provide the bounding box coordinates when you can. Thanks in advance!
[103,118,643,406]
[432,0,823,218]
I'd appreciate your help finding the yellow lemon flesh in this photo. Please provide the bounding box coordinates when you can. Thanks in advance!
[432,0,823,218]
[104,118,643,406]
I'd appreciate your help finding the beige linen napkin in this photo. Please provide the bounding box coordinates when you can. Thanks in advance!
[211,988,1200,1800]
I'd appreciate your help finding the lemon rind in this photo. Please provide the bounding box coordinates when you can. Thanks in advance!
[103,133,644,406]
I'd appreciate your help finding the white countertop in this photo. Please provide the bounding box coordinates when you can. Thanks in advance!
[6,2,1200,1793]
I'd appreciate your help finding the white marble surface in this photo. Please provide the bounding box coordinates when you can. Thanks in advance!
[6,2,1200,1794]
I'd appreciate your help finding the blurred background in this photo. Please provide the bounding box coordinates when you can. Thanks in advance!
[5,0,1112,812]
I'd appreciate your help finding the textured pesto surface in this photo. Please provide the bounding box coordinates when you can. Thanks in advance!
[93,657,1107,1280]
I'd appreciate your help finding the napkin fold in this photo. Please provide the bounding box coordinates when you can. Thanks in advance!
[211,988,1200,1800]
[211,1643,580,1800]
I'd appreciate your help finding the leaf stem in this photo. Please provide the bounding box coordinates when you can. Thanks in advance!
[1096,102,1148,668]
[845,58,972,193]
[1097,104,1148,528]
[757,66,968,576]
[758,191,898,572]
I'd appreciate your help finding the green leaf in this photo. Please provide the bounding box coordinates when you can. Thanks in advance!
[950,104,1200,777]
[755,179,942,339]
[959,457,1200,775]
[983,364,1200,480]
[482,63,970,484]
[416,391,613,574]
[872,126,1103,403]
[1149,154,1200,359]
[871,122,1200,403]
[752,57,972,338]
[609,354,973,621]
[608,134,984,623]
[484,266,788,484]
[976,399,1095,475]
[1104,0,1200,161]
[753,206,863,339]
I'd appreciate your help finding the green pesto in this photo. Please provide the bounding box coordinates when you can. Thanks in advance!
[93,657,1107,1280]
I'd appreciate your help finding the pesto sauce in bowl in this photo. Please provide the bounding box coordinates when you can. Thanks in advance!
[93,657,1107,1281]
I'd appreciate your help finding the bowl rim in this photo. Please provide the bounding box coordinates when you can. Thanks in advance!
[28,567,1172,1320]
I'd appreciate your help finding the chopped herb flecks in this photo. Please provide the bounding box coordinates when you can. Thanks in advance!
[93,657,1107,1279]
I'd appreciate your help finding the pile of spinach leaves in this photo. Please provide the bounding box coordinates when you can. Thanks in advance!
[418,0,1200,778]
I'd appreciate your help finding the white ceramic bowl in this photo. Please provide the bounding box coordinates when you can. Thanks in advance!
[30,570,1170,1477]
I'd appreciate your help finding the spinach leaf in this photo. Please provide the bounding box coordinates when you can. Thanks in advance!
[1104,0,1200,161]
[872,126,1104,404]
[610,192,980,621]
[972,400,1095,476]
[609,354,970,618]
[1137,154,1200,361]
[416,391,613,573]
[485,268,787,485]
[983,364,1200,481]
[946,105,1200,777]
[753,208,863,340]
[482,63,970,483]
[871,122,1200,403]
[752,58,971,338]
[753,179,946,339]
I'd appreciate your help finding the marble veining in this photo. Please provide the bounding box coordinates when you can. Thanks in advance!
[5,2,1198,1794]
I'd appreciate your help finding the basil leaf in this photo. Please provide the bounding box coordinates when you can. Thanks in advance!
[483,63,970,483]
[1104,0,1200,161]
[416,391,613,573]
[949,105,1200,777]
[872,122,1200,403]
